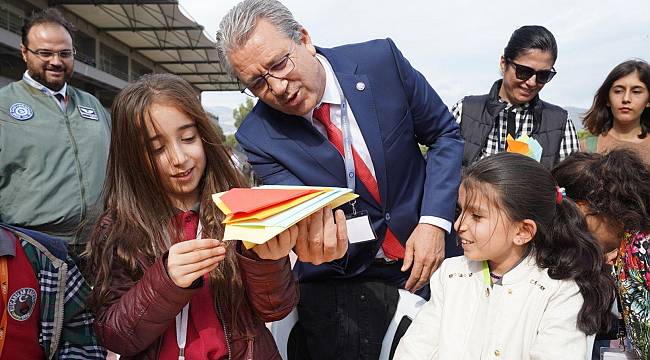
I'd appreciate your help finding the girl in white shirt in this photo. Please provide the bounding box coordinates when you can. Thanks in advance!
[395,152,614,360]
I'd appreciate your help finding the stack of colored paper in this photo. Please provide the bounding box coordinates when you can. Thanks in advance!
[506,134,543,162]
[212,185,358,249]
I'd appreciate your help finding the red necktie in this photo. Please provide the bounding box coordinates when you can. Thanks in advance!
[313,103,405,259]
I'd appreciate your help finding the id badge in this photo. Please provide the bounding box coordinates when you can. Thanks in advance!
[600,348,640,359]
[345,210,376,244]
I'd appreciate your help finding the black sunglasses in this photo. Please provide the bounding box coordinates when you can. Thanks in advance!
[507,59,557,84]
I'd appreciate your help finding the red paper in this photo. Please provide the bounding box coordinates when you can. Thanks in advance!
[219,188,320,215]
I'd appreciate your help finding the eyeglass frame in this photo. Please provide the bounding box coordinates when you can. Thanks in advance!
[25,47,76,61]
[240,43,297,97]
[505,58,557,84]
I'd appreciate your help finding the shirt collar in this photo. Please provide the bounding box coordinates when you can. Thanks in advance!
[498,96,530,112]
[172,202,201,216]
[23,70,67,99]
[303,54,341,123]
[0,228,17,257]
[500,254,537,285]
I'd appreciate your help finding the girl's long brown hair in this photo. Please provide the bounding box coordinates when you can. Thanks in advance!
[87,73,249,329]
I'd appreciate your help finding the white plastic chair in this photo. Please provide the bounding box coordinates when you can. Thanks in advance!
[270,307,299,360]
[379,289,427,359]
[270,289,426,360]
[586,334,595,360]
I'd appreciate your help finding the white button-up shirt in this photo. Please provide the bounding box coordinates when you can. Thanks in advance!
[304,54,452,234]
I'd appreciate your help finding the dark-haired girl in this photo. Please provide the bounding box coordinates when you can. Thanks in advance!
[395,152,614,359]
[452,25,580,169]
[553,149,650,359]
[85,74,307,359]
[582,59,650,164]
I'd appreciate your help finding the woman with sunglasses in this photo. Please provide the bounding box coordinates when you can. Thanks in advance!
[581,60,650,163]
[452,25,580,169]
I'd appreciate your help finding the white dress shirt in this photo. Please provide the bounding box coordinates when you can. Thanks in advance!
[304,54,452,234]
[23,71,67,112]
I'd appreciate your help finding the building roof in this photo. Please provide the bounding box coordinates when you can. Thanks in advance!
[49,0,240,91]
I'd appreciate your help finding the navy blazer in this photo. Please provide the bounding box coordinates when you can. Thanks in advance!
[236,38,463,282]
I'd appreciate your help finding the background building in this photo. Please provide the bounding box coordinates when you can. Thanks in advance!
[0,0,239,109]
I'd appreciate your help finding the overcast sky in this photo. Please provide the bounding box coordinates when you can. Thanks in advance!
[180,0,650,112]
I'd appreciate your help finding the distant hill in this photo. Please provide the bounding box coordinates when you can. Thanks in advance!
[205,105,237,135]
[565,106,588,131]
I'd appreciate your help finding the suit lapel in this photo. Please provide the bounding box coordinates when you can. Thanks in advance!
[267,111,347,186]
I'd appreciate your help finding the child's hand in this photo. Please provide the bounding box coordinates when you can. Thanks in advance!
[167,239,226,288]
[252,223,300,260]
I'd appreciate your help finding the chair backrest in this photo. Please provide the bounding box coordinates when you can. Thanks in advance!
[379,289,427,360]
[270,307,299,360]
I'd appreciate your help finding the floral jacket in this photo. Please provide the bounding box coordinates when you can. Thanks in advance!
[615,230,650,359]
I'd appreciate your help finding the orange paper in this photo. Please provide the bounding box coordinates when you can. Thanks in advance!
[506,134,529,155]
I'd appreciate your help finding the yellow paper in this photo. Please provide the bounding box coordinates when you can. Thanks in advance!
[224,192,359,249]
[211,191,232,215]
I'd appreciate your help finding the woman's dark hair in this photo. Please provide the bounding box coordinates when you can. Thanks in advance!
[504,25,558,62]
[583,59,650,138]
[21,8,76,46]
[463,152,614,334]
[552,149,650,233]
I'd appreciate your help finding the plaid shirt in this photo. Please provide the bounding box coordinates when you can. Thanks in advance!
[451,98,580,162]
[5,226,106,359]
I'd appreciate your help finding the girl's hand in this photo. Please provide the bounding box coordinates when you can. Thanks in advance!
[167,239,226,288]
[252,223,300,260]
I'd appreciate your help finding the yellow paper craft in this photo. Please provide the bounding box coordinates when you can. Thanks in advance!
[222,190,325,223]
[230,192,359,249]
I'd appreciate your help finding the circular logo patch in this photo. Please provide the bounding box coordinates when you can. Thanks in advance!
[8,287,37,321]
[9,103,34,121]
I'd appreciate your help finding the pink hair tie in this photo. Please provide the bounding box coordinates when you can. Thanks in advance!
[555,186,566,204]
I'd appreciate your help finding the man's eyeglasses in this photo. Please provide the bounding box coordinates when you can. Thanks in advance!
[26,48,76,61]
[507,58,556,84]
[241,45,296,97]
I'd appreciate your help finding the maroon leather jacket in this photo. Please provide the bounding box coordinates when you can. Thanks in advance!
[92,222,298,360]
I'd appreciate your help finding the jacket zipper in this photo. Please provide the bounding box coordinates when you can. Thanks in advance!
[246,337,254,360]
[216,300,232,360]
[51,261,67,359]
[62,109,87,242]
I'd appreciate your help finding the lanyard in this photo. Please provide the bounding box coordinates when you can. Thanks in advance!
[336,84,356,192]
[481,260,491,287]
[175,221,202,360]
[0,257,8,357]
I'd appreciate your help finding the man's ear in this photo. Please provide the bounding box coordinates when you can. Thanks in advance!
[513,219,536,246]
[300,27,316,55]
[499,56,506,75]
[20,44,28,62]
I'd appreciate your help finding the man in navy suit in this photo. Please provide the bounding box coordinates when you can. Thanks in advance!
[217,1,463,358]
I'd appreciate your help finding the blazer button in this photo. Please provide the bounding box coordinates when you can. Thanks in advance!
[494,349,501,356]
[384,213,391,222]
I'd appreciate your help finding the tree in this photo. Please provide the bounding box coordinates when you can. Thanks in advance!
[577,129,591,139]
[233,97,255,129]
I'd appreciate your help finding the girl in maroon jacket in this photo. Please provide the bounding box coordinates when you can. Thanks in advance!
[86,73,304,359]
